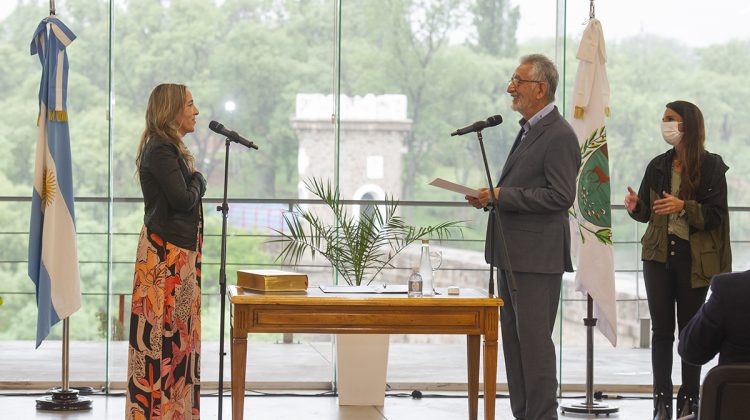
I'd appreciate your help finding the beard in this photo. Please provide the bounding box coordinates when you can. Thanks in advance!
[510,95,529,114]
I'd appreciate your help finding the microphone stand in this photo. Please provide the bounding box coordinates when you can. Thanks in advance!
[474,130,517,298]
[216,137,256,419]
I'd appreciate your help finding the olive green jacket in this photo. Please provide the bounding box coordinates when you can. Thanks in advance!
[629,149,731,288]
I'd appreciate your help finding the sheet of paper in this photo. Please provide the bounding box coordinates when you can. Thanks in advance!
[375,285,408,294]
[429,178,480,198]
[319,285,374,293]
[319,285,409,294]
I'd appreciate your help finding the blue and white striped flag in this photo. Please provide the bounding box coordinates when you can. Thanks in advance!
[28,17,81,348]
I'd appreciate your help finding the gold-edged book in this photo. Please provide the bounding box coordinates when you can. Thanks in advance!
[236,269,308,292]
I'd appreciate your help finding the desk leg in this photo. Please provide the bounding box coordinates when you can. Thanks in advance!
[231,325,247,420]
[483,309,499,420]
[467,334,480,420]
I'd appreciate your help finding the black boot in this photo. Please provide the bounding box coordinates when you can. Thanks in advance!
[676,386,698,418]
[653,392,672,420]
[677,395,698,418]
[676,387,686,418]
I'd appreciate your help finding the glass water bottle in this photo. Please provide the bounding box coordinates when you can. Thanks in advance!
[418,239,435,296]
[408,269,422,298]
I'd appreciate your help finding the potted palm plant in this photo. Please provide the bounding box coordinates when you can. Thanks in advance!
[274,177,462,286]
[272,177,462,405]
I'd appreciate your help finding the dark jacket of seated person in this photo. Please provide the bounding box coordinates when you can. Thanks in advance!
[678,270,750,366]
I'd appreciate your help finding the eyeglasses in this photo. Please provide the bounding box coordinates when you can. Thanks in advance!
[508,75,543,87]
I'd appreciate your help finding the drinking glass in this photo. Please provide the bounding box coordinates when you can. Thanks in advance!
[429,251,442,273]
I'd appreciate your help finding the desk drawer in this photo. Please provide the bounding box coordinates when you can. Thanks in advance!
[248,307,483,334]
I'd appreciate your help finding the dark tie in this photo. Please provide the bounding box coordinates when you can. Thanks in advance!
[508,127,525,156]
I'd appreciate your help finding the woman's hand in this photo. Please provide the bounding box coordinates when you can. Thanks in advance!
[193,171,207,197]
[624,186,638,213]
[653,191,685,215]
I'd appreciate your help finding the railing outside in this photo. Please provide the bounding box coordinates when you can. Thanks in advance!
[2,196,749,390]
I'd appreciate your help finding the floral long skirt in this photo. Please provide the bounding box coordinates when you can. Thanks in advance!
[126,225,202,419]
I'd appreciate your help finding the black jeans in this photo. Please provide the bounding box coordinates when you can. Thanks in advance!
[643,235,708,402]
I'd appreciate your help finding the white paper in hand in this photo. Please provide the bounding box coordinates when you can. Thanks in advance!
[429,178,480,198]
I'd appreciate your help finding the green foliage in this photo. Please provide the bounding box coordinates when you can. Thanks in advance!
[339,0,520,199]
[472,0,520,57]
[2,0,750,344]
[273,178,463,285]
[95,309,126,341]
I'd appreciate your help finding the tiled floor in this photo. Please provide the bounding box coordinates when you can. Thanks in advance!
[1,340,718,389]
[3,339,714,418]
[3,392,653,419]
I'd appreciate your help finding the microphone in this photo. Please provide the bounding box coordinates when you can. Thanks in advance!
[208,120,258,150]
[450,114,503,136]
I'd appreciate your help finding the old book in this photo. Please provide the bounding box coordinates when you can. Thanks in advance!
[236,269,308,292]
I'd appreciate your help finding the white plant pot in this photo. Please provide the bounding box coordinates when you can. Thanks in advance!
[335,333,390,406]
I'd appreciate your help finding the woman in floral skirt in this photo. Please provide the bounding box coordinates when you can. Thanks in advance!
[126,83,206,419]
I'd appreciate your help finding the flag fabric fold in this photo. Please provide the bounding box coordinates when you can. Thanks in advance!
[28,17,81,348]
[568,18,618,347]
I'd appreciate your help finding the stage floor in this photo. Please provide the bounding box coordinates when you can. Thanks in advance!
[1,339,717,392]
[3,339,713,419]
[3,391,653,419]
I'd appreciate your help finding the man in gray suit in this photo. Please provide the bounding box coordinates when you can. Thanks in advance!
[466,54,580,420]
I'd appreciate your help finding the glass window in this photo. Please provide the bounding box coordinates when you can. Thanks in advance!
[1,0,749,392]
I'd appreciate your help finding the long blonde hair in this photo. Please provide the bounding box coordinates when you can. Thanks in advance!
[135,83,195,171]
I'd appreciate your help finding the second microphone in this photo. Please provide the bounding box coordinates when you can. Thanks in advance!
[451,115,503,136]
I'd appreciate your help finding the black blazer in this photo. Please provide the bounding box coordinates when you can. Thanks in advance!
[139,136,206,249]
[678,270,750,366]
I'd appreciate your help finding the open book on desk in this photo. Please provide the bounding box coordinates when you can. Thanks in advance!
[429,178,480,198]
[319,285,409,294]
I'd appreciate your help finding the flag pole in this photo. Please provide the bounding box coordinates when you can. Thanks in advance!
[560,295,618,415]
[36,318,92,411]
[561,0,619,415]
[30,9,91,412]
[62,317,69,391]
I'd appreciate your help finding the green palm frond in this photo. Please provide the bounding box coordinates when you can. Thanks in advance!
[270,178,464,285]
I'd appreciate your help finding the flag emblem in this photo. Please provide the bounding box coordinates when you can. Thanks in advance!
[42,168,57,208]
[576,126,612,243]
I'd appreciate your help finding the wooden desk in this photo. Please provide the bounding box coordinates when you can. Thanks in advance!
[229,285,502,420]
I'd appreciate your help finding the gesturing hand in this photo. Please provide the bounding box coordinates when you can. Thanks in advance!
[653,191,685,215]
[624,186,638,213]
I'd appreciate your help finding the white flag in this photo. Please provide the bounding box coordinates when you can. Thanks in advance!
[569,18,617,346]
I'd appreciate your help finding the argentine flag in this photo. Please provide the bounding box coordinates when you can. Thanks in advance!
[28,17,81,348]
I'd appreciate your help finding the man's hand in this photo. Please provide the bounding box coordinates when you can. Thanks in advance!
[465,187,499,209]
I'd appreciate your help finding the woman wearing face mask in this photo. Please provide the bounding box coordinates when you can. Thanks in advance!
[624,100,731,420]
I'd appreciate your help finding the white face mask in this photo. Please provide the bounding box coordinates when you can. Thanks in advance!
[661,121,683,146]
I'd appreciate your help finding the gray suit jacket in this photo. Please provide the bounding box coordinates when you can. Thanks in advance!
[485,106,580,274]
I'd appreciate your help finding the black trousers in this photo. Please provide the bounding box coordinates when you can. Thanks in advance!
[643,235,708,403]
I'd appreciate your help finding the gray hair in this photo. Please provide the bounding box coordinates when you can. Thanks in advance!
[520,54,558,102]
